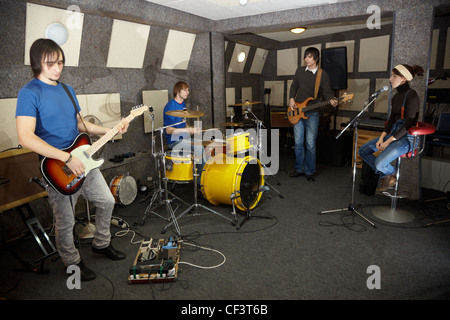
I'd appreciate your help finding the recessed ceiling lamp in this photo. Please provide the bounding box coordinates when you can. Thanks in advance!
[239,0,248,6]
[237,51,246,63]
[290,27,307,34]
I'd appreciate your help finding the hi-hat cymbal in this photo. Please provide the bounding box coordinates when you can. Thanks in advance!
[230,101,262,107]
[221,122,243,127]
[165,110,204,118]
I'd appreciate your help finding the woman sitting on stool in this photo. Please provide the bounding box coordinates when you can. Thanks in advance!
[359,64,424,192]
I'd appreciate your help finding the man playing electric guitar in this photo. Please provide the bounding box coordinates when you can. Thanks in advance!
[288,47,338,182]
[16,38,129,281]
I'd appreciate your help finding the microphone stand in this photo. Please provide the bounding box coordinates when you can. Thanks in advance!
[246,107,283,199]
[320,96,379,228]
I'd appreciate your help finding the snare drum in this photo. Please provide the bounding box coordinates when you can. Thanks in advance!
[165,152,193,182]
[110,174,137,206]
[200,154,264,212]
[226,132,253,156]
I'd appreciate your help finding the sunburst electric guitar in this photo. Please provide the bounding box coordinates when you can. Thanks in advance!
[287,93,354,125]
[40,105,148,195]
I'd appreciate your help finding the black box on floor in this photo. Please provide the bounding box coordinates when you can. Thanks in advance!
[316,130,353,167]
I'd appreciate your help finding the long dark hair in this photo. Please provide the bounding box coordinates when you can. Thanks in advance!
[29,38,65,78]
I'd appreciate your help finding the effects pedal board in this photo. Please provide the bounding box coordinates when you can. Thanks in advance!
[128,236,181,284]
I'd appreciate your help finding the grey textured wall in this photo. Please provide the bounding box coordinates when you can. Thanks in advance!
[0,0,448,240]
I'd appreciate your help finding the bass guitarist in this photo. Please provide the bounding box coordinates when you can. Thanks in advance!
[16,38,128,281]
[289,47,338,182]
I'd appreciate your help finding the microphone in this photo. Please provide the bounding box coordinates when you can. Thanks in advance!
[370,86,389,98]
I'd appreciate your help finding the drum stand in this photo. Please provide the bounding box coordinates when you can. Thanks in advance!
[162,158,234,234]
[140,118,189,228]
[319,97,376,228]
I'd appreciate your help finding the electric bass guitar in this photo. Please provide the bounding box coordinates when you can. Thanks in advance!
[287,93,354,125]
[40,105,148,196]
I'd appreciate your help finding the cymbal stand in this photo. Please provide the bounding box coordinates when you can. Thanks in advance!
[246,108,283,198]
[141,119,189,227]
[162,155,234,234]
[320,97,377,228]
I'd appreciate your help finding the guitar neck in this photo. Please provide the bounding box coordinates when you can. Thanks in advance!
[86,113,135,156]
[303,97,343,113]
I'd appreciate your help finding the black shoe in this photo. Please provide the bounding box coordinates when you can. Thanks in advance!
[92,244,126,260]
[306,175,315,182]
[74,260,96,281]
[289,171,305,178]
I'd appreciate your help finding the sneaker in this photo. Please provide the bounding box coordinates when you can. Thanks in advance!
[377,175,397,192]
[74,260,96,281]
[92,244,126,260]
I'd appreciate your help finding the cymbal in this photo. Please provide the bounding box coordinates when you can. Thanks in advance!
[165,110,204,118]
[221,122,243,127]
[230,101,262,107]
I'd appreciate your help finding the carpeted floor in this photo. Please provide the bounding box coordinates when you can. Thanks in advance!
[1,159,449,303]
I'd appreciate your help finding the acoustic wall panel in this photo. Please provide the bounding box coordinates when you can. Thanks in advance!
[338,79,370,111]
[161,30,196,70]
[228,43,250,73]
[277,48,297,76]
[358,35,390,72]
[107,19,150,68]
[373,78,390,114]
[142,90,169,133]
[25,3,84,67]
[250,48,268,74]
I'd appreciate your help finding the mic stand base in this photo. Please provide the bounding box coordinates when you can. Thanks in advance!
[320,203,376,228]
[236,207,273,230]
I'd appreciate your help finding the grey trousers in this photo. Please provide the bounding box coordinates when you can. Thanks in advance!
[46,168,115,266]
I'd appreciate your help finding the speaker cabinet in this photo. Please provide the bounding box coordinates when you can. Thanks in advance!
[321,47,348,91]
[270,112,291,128]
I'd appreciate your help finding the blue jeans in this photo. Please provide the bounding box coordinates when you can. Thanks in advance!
[46,168,115,266]
[293,111,319,176]
[358,120,416,178]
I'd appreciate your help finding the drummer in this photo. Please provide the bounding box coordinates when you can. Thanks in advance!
[163,81,205,182]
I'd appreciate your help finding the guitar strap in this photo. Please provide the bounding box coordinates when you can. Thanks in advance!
[294,67,323,101]
[60,82,90,135]
[314,68,322,100]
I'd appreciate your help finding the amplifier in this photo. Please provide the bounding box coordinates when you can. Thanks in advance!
[271,111,291,128]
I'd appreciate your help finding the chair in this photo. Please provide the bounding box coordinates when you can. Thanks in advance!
[372,122,436,223]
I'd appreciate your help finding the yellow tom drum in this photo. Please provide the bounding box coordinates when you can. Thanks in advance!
[200,154,264,212]
[226,132,253,156]
[165,152,193,182]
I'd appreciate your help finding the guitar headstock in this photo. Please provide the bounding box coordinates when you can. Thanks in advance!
[341,93,354,103]
[129,105,149,118]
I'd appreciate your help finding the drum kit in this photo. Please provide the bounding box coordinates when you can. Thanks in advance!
[140,102,279,235]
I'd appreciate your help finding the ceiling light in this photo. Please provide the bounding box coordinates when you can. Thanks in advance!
[237,51,246,63]
[45,22,69,45]
[290,27,307,34]
[239,0,248,6]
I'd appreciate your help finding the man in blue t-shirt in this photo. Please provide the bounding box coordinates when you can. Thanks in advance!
[16,38,129,281]
[163,81,205,182]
